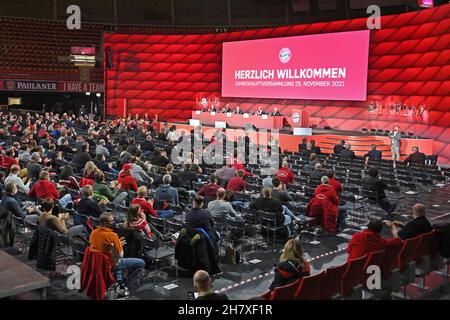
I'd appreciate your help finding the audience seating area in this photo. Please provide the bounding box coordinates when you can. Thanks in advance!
[0,16,106,81]
[0,113,449,300]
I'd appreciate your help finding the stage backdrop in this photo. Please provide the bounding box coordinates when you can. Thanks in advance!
[104,4,450,163]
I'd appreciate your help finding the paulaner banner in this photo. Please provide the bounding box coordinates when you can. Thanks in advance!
[2,80,104,93]
[221,30,370,101]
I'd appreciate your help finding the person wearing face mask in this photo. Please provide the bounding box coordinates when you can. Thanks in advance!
[0,182,39,223]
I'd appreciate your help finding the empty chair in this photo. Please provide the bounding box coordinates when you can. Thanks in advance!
[166,220,183,234]
[148,215,166,235]
[294,270,325,300]
[380,240,403,293]
[320,262,348,299]
[396,236,421,297]
[413,231,435,289]
[362,249,386,297]
[258,211,286,250]
[341,254,368,299]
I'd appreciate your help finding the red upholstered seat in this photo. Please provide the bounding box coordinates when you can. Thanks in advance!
[320,262,347,299]
[270,278,301,300]
[341,254,368,297]
[294,270,325,300]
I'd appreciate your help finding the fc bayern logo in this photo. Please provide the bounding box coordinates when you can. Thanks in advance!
[279,48,291,64]
[292,112,300,123]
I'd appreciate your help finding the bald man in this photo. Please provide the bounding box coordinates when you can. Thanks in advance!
[385,204,432,240]
[193,270,228,300]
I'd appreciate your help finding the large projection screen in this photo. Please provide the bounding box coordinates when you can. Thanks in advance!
[221,30,370,101]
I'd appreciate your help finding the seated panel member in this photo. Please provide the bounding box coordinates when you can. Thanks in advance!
[234,106,242,114]
[222,104,232,113]
[271,107,281,116]
[255,106,265,116]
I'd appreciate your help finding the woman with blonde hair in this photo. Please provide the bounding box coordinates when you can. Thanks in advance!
[269,239,311,290]
[83,161,98,180]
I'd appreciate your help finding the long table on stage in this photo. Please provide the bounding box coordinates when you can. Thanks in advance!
[0,250,50,299]
[191,111,283,129]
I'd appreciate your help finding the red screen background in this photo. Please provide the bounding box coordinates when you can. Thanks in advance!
[104,4,449,163]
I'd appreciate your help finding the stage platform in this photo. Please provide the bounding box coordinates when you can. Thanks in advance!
[165,121,434,160]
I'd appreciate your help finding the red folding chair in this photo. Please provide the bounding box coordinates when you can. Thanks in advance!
[320,262,347,299]
[294,270,325,300]
[341,254,368,299]
[270,278,302,300]
[413,231,435,289]
[363,249,386,288]
[397,235,421,297]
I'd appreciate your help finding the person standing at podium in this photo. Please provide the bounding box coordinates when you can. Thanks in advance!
[389,126,402,162]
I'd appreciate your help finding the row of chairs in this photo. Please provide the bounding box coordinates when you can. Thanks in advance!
[259,230,446,300]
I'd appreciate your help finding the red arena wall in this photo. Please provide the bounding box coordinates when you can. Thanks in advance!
[104,4,450,163]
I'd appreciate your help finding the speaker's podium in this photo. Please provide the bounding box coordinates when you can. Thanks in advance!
[287,109,311,135]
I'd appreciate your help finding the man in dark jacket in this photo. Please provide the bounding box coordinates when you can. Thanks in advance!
[310,163,327,182]
[298,138,308,152]
[271,177,293,204]
[333,140,346,155]
[78,185,104,218]
[72,142,92,171]
[386,203,432,240]
[404,146,426,166]
[140,135,154,157]
[250,187,296,237]
[363,167,395,213]
[0,182,38,222]
[340,143,356,160]
[364,144,382,161]
[310,140,321,155]
[194,270,228,300]
[178,162,198,188]
[186,196,217,249]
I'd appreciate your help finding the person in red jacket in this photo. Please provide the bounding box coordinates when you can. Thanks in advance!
[326,170,343,195]
[226,170,247,193]
[275,162,295,188]
[131,186,175,219]
[1,148,19,170]
[313,176,347,229]
[28,170,60,200]
[347,219,402,261]
[197,175,221,200]
[118,163,138,192]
